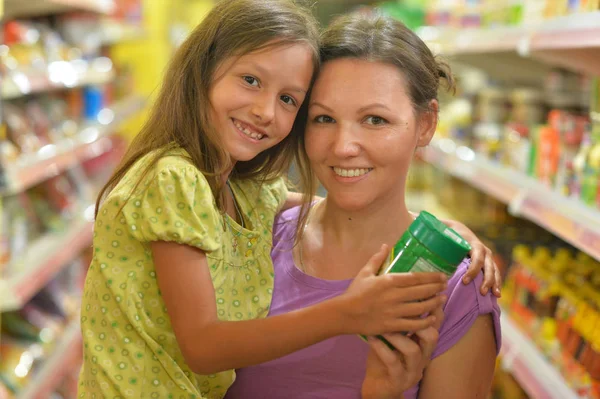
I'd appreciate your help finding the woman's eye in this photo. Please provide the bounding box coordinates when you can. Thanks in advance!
[364,116,388,125]
[243,76,259,86]
[314,115,335,124]
[281,95,297,107]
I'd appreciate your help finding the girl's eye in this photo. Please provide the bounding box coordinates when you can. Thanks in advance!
[364,116,388,125]
[243,76,259,86]
[281,95,297,107]
[314,115,335,124]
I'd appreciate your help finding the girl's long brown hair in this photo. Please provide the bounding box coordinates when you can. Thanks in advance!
[96,0,320,217]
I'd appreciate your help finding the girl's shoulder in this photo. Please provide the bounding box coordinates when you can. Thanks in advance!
[113,146,209,195]
[135,147,199,178]
[233,176,288,213]
[101,146,222,251]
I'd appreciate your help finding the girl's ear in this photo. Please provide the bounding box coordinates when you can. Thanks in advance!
[416,99,438,148]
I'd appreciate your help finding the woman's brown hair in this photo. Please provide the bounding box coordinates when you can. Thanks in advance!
[295,11,456,241]
[96,0,320,216]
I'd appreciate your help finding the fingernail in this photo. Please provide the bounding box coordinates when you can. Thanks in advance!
[495,288,502,296]
[463,277,471,284]
[482,287,489,295]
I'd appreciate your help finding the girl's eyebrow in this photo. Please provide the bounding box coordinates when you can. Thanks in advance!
[244,61,308,94]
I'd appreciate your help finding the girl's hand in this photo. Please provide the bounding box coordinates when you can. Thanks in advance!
[361,306,444,399]
[335,245,448,336]
[437,218,501,298]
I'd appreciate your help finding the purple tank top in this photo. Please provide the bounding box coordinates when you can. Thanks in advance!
[225,207,501,399]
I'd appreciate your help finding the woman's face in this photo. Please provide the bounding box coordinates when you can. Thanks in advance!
[305,58,436,211]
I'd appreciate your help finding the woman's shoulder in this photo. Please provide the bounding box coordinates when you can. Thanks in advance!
[433,260,502,358]
[271,205,302,248]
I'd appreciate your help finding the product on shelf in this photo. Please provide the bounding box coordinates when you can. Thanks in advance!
[0,259,86,397]
[0,165,98,275]
[500,243,600,397]
[411,0,600,29]
[438,67,600,210]
[414,165,600,396]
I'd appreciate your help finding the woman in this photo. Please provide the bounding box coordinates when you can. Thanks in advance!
[225,12,501,399]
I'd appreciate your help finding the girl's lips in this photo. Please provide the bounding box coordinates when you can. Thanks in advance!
[232,118,265,143]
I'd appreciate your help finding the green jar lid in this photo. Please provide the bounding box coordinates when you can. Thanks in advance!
[409,211,472,265]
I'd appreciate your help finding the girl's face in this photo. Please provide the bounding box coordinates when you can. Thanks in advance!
[209,43,314,163]
[305,58,437,212]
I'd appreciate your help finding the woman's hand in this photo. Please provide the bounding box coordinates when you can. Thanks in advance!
[361,307,444,399]
[335,245,448,336]
[437,218,501,298]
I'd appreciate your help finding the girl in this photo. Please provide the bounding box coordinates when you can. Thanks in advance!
[225,11,501,399]
[78,1,455,398]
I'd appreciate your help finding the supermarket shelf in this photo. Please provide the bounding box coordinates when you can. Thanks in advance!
[1,95,146,195]
[420,12,600,76]
[4,0,115,20]
[423,138,600,262]
[406,191,455,221]
[18,318,82,399]
[3,58,115,100]
[500,312,578,399]
[0,213,93,312]
[99,22,146,46]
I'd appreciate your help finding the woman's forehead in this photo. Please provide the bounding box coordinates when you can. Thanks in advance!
[310,58,409,103]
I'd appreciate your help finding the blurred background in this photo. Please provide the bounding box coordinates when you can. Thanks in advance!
[0,1,599,398]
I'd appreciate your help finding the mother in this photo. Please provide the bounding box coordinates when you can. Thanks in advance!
[226,11,501,399]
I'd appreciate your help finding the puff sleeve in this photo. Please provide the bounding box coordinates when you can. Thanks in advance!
[121,163,223,253]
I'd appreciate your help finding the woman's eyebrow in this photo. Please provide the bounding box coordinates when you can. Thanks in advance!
[357,103,391,113]
[309,102,334,112]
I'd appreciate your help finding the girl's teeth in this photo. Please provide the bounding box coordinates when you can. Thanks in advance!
[234,120,263,140]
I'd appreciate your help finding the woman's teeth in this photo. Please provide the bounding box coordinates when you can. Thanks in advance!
[333,167,372,177]
[234,120,264,140]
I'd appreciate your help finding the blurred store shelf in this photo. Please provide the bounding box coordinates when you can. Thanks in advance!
[420,11,600,77]
[17,318,82,399]
[4,0,115,20]
[3,57,115,100]
[423,138,600,262]
[0,210,93,312]
[1,95,146,195]
[500,312,579,399]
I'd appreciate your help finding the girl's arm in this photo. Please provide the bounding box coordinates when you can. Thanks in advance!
[434,216,501,297]
[282,191,306,211]
[282,191,324,211]
[152,241,447,375]
[284,195,500,298]
[417,315,497,399]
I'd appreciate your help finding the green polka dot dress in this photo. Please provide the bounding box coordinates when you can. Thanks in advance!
[78,148,287,399]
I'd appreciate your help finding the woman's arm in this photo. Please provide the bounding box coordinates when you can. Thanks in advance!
[152,241,447,375]
[417,315,497,399]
